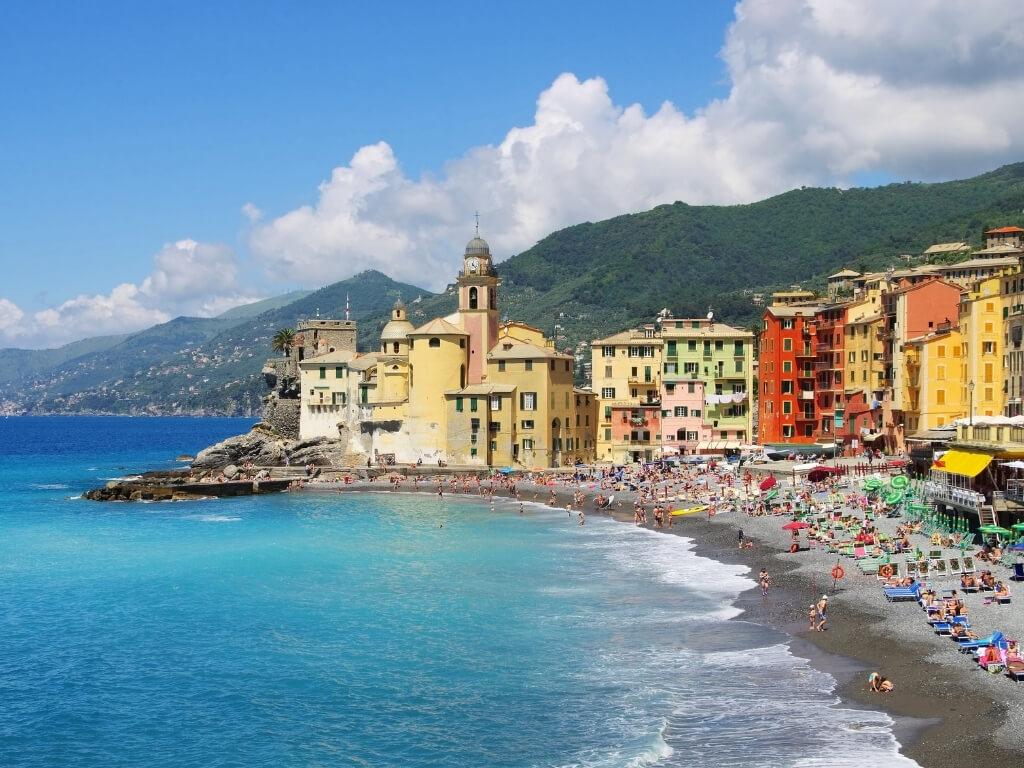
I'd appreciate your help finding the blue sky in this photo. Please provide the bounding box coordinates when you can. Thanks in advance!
[2,0,1024,348]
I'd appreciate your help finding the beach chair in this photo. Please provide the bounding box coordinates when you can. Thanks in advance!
[955,630,1004,654]
[883,583,922,603]
[918,560,930,577]
[928,548,943,561]
[948,557,962,574]
[962,556,976,575]
[906,560,919,578]
[1012,563,1024,582]
[933,559,949,577]
[1006,660,1024,681]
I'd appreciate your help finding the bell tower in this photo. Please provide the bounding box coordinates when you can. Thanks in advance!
[457,226,500,384]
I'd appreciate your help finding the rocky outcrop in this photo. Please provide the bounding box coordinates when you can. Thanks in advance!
[190,425,355,471]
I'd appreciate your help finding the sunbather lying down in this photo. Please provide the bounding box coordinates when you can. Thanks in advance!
[868,672,894,693]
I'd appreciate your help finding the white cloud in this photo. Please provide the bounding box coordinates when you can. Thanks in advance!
[241,202,263,223]
[0,240,261,349]
[249,0,1024,292]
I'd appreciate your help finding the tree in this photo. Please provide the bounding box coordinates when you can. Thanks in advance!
[271,328,295,357]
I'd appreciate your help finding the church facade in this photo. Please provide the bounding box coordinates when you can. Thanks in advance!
[294,235,598,467]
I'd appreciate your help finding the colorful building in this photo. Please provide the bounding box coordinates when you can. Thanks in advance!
[758,303,820,444]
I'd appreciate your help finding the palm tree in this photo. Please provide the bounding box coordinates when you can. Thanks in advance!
[271,328,295,357]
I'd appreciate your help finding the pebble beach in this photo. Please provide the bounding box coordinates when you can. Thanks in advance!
[313,458,1024,767]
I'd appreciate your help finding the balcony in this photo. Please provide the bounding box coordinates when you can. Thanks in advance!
[813,361,831,371]
[799,391,814,400]
[795,349,815,358]
[796,411,816,421]
[815,343,832,354]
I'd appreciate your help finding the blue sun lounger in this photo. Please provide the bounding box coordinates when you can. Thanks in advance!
[955,630,1004,654]
[883,583,922,602]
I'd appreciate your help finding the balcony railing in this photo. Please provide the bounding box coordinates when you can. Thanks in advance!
[925,481,983,512]
[799,391,814,400]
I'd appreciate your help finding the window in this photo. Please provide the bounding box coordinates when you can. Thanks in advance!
[490,441,497,451]
[604,406,611,419]
[550,361,555,371]
[429,338,440,348]
[498,360,506,372]
[783,361,792,373]
[691,409,701,418]
[602,346,615,357]
[781,381,793,394]
[643,347,654,358]
[715,340,723,351]
[735,360,743,372]
[319,367,326,379]
[521,420,534,429]
[688,340,697,351]
[734,341,743,356]
[522,439,534,450]
[335,366,345,378]
[604,365,612,377]
[629,346,640,357]
[525,360,533,371]
[782,319,794,330]
[455,397,464,412]
[601,387,616,399]
[469,287,478,308]
[783,338,792,351]
[783,401,792,414]
[667,341,677,356]
[936,389,945,405]
[604,428,611,440]
[331,392,346,405]
[489,422,501,431]
[520,392,537,410]
[686,431,698,441]
[491,396,501,410]
[674,406,687,417]
[631,366,638,377]
[687,383,695,393]
[782,425,794,437]
[470,397,478,412]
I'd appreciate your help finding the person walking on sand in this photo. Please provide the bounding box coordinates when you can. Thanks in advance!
[759,568,770,596]
[737,528,745,548]
[808,603,817,630]
[815,595,828,631]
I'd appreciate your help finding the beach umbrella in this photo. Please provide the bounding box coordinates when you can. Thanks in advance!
[1009,543,1024,551]
[782,521,809,530]
[890,475,909,489]
[760,476,777,491]
[1011,522,1024,531]
[863,478,882,492]
[884,489,905,506]
[978,525,1013,535]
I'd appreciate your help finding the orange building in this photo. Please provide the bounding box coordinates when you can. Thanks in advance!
[758,304,820,444]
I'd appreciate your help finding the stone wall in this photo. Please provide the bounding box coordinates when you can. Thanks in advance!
[262,394,301,439]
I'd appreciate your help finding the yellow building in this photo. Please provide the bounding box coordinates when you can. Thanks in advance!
[904,327,963,432]
[590,327,663,462]
[296,232,596,467]
[959,277,1003,419]
[843,295,884,394]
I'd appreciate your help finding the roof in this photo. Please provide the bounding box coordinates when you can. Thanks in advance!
[923,242,970,255]
[828,269,861,279]
[932,448,993,477]
[592,330,661,345]
[907,427,957,442]
[763,304,821,318]
[299,349,357,365]
[660,322,753,339]
[968,244,1023,256]
[489,341,570,360]
[410,317,468,336]
[985,226,1024,234]
[381,318,415,341]
[348,353,379,371]
[445,383,517,396]
[465,236,490,255]
[938,256,1019,270]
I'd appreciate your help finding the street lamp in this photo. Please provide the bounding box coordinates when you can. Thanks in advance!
[968,379,975,427]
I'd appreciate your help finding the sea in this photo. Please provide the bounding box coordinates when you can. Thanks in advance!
[0,417,918,767]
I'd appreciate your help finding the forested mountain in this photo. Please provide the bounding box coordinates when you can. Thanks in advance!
[3,162,1024,415]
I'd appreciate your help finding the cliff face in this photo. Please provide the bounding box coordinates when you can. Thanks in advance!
[191,424,358,470]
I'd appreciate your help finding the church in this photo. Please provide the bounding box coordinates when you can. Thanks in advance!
[293,234,598,467]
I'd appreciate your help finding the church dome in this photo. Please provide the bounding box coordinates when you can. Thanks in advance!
[465,236,490,256]
[381,316,414,342]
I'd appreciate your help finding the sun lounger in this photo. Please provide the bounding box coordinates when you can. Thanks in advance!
[948,557,962,574]
[1012,563,1024,582]
[906,561,919,578]
[884,584,922,602]
[961,556,976,574]
[933,559,949,577]
[1006,660,1024,681]
[955,630,1004,653]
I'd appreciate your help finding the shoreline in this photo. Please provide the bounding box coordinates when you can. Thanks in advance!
[314,471,1024,767]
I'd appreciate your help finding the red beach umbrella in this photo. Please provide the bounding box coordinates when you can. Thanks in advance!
[759,476,777,491]
[782,521,810,530]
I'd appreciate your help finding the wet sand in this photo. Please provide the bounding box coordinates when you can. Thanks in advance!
[315,472,1024,766]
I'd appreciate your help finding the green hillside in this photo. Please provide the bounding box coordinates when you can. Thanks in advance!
[3,161,1024,415]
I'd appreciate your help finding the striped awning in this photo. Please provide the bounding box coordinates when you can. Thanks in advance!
[932,449,993,478]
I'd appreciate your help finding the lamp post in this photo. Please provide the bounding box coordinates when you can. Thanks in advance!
[968,379,975,427]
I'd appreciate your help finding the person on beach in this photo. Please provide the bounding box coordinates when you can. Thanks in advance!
[808,604,817,630]
[868,672,894,693]
[815,595,828,631]
[738,528,745,548]
[578,511,585,526]
[759,568,771,596]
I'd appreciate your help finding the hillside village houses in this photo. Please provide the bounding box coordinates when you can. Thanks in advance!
[757,225,1024,464]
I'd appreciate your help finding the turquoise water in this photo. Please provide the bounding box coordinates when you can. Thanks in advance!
[0,418,916,766]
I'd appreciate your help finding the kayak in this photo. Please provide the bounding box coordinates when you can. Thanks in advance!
[671,505,708,516]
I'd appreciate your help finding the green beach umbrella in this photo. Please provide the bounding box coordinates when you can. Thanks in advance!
[884,489,905,506]
[890,475,909,489]
[864,478,882,492]
[978,525,1013,535]
[1011,522,1024,531]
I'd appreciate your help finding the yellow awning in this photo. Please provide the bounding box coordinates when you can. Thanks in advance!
[932,449,993,477]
